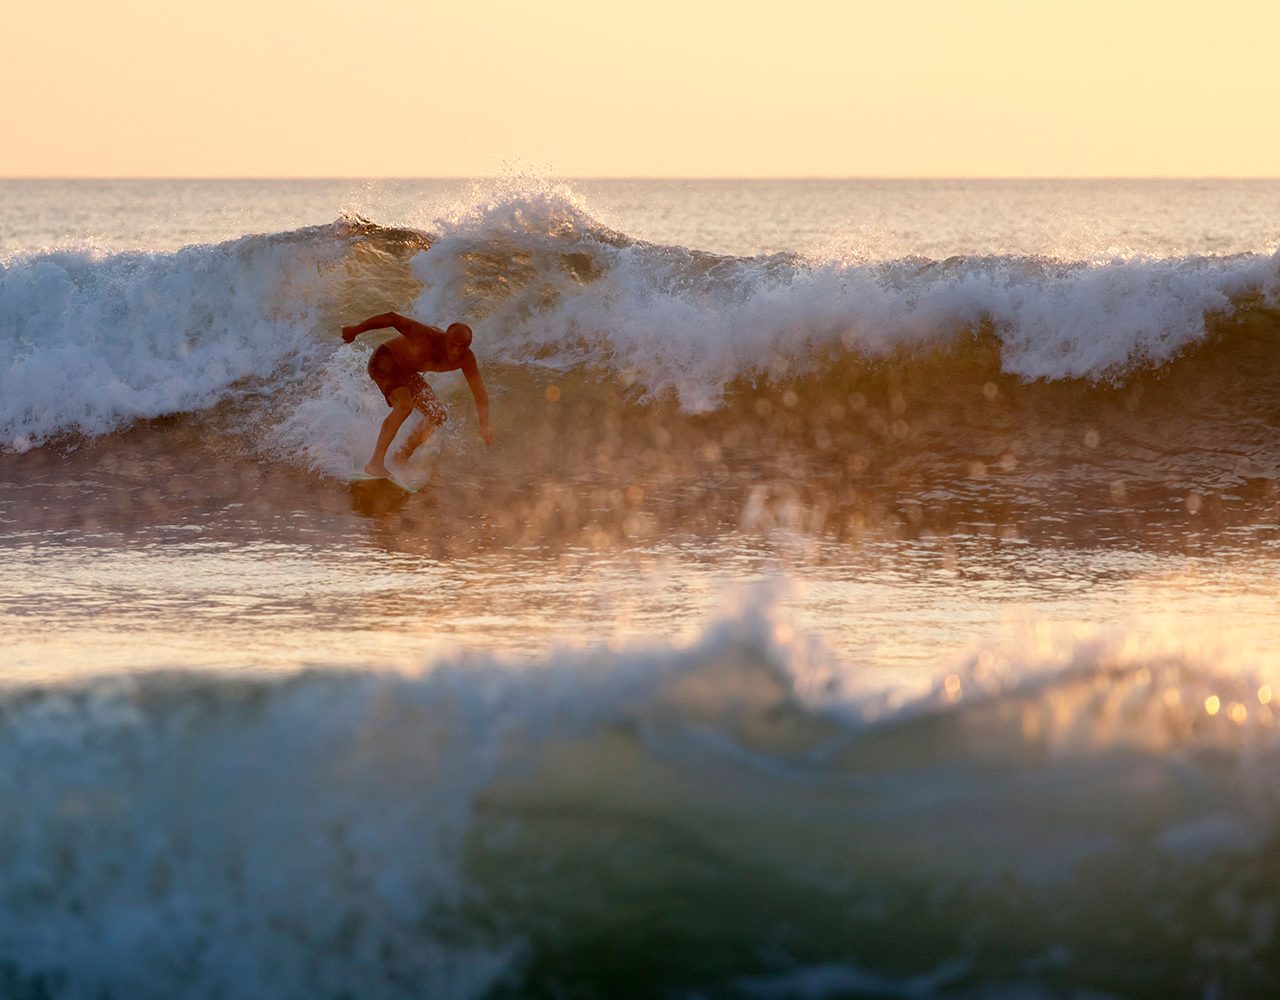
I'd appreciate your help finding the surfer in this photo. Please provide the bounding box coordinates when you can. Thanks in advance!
[341,312,494,478]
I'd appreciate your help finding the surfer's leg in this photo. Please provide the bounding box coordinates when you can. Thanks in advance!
[394,419,436,462]
[365,388,413,477]
[394,382,448,462]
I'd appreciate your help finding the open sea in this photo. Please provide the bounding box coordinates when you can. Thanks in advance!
[2,178,1280,998]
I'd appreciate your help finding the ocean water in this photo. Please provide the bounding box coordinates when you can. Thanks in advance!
[2,177,1280,999]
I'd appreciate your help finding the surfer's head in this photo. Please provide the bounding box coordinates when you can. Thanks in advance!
[445,322,473,360]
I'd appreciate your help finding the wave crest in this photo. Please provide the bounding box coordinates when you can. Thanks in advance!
[5,183,1280,457]
[1,599,1278,996]
[408,183,1280,409]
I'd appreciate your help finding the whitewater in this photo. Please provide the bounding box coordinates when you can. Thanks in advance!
[2,178,1280,998]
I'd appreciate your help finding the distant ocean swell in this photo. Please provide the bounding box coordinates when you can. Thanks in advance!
[1,596,1278,998]
[2,186,1279,458]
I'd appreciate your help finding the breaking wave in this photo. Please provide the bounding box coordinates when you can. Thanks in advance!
[1,594,1278,998]
[3,182,1279,479]
[411,183,1280,410]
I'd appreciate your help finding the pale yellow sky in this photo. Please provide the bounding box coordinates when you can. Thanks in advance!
[4,0,1278,177]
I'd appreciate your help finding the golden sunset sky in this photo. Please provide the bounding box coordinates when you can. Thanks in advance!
[4,0,1278,177]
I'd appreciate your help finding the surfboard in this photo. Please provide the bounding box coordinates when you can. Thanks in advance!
[348,471,422,493]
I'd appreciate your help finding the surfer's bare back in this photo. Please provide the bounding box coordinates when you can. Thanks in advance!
[341,312,493,478]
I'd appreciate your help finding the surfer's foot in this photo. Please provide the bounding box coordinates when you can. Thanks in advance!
[364,460,391,478]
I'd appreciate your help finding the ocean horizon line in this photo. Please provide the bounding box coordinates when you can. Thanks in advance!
[4,174,1280,183]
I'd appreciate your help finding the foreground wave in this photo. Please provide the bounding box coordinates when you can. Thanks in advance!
[2,598,1278,999]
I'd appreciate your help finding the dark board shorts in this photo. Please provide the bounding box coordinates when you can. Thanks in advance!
[368,345,447,425]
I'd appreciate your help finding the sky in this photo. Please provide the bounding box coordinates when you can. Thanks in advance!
[3,0,1278,178]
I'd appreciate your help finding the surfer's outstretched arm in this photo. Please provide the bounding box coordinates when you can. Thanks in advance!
[461,352,494,445]
[341,312,415,343]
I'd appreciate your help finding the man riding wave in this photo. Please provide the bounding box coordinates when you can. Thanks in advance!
[341,312,494,478]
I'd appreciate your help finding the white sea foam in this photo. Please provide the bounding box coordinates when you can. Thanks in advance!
[411,185,1280,410]
[267,342,394,476]
[0,236,339,451]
